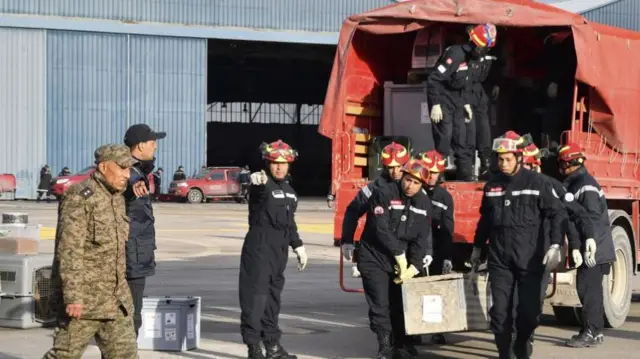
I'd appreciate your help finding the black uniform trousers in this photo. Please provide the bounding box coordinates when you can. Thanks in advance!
[128,277,146,337]
[473,99,492,164]
[359,260,406,346]
[489,262,543,359]
[434,103,474,179]
[577,263,609,334]
[239,230,288,345]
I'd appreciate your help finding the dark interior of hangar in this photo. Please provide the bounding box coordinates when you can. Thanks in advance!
[206,39,335,196]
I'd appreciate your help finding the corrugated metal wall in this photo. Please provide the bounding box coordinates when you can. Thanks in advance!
[46,31,129,176]
[129,35,206,192]
[0,0,390,32]
[0,28,46,199]
[44,31,206,194]
[583,0,640,32]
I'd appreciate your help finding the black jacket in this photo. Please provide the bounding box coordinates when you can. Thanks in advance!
[474,168,566,271]
[427,44,473,110]
[359,182,432,273]
[426,185,454,261]
[39,168,52,190]
[173,170,186,181]
[563,167,615,264]
[124,165,156,279]
[463,55,498,106]
[340,173,394,245]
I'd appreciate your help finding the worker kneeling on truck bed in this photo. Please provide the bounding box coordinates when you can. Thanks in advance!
[557,142,616,348]
[470,131,566,359]
[239,140,308,359]
[359,158,433,359]
[341,142,410,278]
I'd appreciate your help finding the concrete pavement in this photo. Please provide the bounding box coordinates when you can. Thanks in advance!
[0,200,639,359]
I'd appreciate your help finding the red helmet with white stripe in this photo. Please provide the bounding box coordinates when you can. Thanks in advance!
[401,159,431,184]
[261,140,297,163]
[522,144,542,166]
[381,142,409,167]
[419,150,446,173]
[558,142,586,163]
[492,131,525,154]
[468,23,497,48]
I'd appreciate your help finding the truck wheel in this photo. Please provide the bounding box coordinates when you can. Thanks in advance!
[187,189,204,203]
[603,225,633,328]
[552,306,582,327]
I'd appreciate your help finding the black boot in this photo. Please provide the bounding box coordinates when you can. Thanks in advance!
[513,335,533,359]
[247,344,266,359]
[495,334,514,359]
[264,341,297,359]
[566,329,602,348]
[376,331,394,359]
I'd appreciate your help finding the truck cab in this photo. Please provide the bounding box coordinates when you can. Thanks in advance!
[320,1,640,329]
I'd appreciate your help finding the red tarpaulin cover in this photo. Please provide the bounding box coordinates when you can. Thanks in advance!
[319,0,640,154]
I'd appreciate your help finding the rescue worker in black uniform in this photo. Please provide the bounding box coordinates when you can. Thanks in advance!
[359,158,433,359]
[470,131,566,359]
[557,142,616,348]
[173,166,186,181]
[427,23,497,181]
[341,142,410,278]
[239,140,308,359]
[58,167,71,177]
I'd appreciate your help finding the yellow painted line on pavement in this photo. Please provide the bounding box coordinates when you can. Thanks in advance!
[41,227,56,240]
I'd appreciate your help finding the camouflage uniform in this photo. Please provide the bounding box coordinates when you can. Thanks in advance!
[43,145,140,359]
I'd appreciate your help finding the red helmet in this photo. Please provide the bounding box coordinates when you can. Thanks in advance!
[419,150,446,173]
[492,131,525,154]
[381,142,409,167]
[401,159,431,184]
[522,144,542,166]
[261,140,297,163]
[558,142,586,163]
[469,23,497,48]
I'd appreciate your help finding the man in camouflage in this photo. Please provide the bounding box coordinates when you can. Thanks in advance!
[43,144,140,359]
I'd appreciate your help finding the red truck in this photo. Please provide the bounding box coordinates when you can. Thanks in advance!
[320,0,639,328]
[167,166,243,203]
[51,165,155,199]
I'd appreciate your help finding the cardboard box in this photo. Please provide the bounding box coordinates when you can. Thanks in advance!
[0,237,38,255]
[401,272,491,335]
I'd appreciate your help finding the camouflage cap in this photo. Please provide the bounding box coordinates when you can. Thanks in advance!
[94,144,138,167]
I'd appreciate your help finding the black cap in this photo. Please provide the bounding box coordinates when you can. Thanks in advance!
[124,124,166,147]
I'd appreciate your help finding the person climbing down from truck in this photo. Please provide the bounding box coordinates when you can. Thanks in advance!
[519,142,596,347]
[341,142,410,278]
[427,23,497,181]
[239,140,308,359]
[358,158,433,359]
[557,142,616,348]
[470,130,566,359]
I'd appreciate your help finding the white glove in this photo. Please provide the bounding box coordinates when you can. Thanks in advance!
[571,249,583,268]
[584,238,597,268]
[470,247,482,266]
[341,244,354,261]
[294,246,308,271]
[430,104,443,123]
[542,244,562,272]
[491,85,500,100]
[547,82,558,98]
[422,255,433,269]
[250,170,268,185]
[464,104,473,123]
[442,259,453,274]
[351,265,361,278]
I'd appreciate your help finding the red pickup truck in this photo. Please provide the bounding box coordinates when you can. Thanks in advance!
[51,165,155,199]
[168,166,243,203]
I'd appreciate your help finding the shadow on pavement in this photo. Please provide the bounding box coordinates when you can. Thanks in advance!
[0,354,24,359]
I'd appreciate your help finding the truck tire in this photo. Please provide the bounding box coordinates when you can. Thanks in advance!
[187,189,204,203]
[603,225,633,328]
[552,306,582,327]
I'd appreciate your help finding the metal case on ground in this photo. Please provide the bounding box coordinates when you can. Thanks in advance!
[137,296,201,351]
[0,253,55,329]
[402,272,491,335]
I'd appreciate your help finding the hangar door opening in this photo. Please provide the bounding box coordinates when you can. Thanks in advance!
[206,39,334,196]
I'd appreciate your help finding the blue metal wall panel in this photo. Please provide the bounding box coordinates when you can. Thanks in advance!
[46,31,128,176]
[0,27,46,199]
[583,0,640,32]
[0,0,391,32]
[128,35,206,192]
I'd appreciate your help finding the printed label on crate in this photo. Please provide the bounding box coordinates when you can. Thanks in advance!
[143,312,162,339]
[422,295,443,323]
[187,313,195,339]
[164,328,177,341]
[165,312,176,325]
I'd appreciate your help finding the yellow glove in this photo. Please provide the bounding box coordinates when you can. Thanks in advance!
[394,253,408,278]
[394,265,420,284]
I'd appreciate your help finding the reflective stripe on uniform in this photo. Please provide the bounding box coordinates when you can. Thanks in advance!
[574,185,604,198]
[285,193,297,201]
[389,204,405,210]
[432,200,448,211]
[511,189,540,196]
[410,206,427,216]
[486,191,506,197]
[361,186,372,198]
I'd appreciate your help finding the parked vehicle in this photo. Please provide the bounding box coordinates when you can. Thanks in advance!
[0,174,17,199]
[320,1,638,328]
[168,166,243,203]
[51,165,155,200]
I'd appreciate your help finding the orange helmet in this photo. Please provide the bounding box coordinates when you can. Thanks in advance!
[419,150,446,173]
[558,142,586,163]
[401,159,431,184]
[522,143,542,166]
[261,140,297,163]
[381,142,409,167]
[492,131,525,154]
[469,23,497,48]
